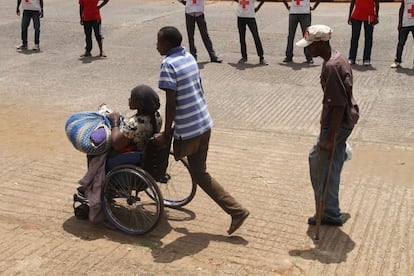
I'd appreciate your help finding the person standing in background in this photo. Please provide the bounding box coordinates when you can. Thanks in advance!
[79,0,109,57]
[282,0,320,64]
[179,0,223,63]
[347,0,379,66]
[234,0,268,65]
[16,0,43,51]
[390,0,414,68]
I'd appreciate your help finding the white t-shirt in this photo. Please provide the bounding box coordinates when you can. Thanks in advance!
[289,0,311,14]
[237,0,256,18]
[402,0,414,27]
[185,0,204,13]
[22,0,42,11]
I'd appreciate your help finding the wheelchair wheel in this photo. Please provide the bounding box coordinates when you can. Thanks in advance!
[157,152,197,208]
[102,165,164,235]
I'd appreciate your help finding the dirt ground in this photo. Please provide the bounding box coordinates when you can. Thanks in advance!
[1,101,413,275]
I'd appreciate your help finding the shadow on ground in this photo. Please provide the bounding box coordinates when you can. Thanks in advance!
[151,227,248,263]
[288,213,355,264]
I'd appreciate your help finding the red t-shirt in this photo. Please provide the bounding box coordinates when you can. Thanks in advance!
[79,0,101,21]
[351,0,376,21]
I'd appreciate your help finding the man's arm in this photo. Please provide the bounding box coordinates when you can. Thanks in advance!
[347,0,355,25]
[373,0,379,24]
[163,89,176,140]
[153,88,176,146]
[255,0,264,12]
[98,0,109,9]
[39,0,44,18]
[282,0,290,10]
[16,0,22,15]
[311,0,320,11]
[79,4,83,24]
[398,0,404,31]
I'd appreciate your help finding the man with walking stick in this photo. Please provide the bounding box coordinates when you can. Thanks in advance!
[296,25,360,239]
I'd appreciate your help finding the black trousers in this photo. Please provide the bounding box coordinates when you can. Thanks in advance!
[237,17,264,59]
[83,20,102,52]
[185,13,216,59]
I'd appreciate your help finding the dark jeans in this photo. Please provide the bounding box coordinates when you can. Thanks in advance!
[237,17,264,59]
[309,126,353,221]
[21,10,40,46]
[285,13,312,61]
[173,130,245,216]
[394,26,414,63]
[83,20,103,52]
[185,13,216,59]
[348,18,374,62]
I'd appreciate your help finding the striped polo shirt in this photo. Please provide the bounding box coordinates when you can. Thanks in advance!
[158,46,213,141]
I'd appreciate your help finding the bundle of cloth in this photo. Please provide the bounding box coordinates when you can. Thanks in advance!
[65,105,113,155]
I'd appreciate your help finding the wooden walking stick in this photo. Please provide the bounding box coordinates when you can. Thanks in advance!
[314,135,336,241]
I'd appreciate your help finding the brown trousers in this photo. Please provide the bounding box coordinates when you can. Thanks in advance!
[173,130,244,216]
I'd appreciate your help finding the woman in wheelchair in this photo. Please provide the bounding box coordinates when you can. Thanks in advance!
[105,84,162,170]
[78,84,162,197]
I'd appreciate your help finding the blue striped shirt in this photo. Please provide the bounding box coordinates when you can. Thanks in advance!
[159,46,213,141]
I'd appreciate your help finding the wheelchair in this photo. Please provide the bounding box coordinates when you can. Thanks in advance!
[74,147,197,235]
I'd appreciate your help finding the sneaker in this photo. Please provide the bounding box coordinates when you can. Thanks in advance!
[238,57,247,64]
[16,44,27,50]
[210,56,223,63]
[390,62,400,68]
[348,59,355,65]
[307,216,343,226]
[304,59,314,64]
[283,57,292,63]
[32,44,40,51]
[363,60,371,66]
[259,57,268,65]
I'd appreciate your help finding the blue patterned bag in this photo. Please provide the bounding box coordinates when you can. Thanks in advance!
[65,112,112,155]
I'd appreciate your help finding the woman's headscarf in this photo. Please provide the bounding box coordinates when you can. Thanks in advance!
[131,85,161,133]
[131,85,160,115]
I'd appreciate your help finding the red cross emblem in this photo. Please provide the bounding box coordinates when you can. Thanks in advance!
[240,0,250,9]
[295,0,303,5]
[192,0,197,4]
[408,4,414,18]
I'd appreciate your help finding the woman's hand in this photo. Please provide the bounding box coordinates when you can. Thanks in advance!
[152,132,169,147]
[107,112,121,122]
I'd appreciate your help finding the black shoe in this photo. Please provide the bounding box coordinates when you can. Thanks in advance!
[238,57,247,64]
[259,57,268,65]
[228,210,249,235]
[211,57,223,63]
[304,59,314,64]
[307,216,343,226]
[283,57,292,63]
